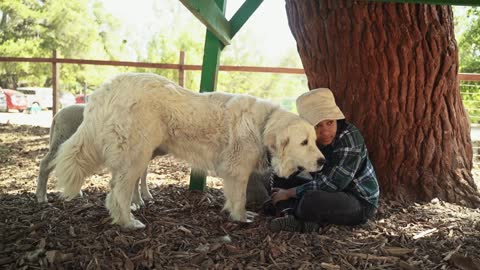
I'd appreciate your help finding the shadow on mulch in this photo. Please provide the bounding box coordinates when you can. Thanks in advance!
[1,123,480,270]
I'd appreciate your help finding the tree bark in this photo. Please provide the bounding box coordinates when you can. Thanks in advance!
[285,0,480,207]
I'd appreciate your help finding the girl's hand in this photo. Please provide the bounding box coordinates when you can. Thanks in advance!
[271,188,296,205]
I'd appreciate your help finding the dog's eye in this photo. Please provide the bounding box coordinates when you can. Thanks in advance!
[301,139,308,146]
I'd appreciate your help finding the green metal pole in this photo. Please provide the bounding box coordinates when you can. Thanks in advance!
[229,0,264,39]
[189,0,226,191]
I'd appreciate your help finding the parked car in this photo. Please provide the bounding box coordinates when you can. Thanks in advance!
[0,90,7,112]
[75,93,90,104]
[15,87,77,110]
[16,87,53,110]
[2,89,28,112]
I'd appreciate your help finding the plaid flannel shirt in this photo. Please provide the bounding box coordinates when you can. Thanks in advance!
[295,121,380,208]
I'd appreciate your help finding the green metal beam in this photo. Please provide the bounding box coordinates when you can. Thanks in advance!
[188,31,224,191]
[179,0,231,46]
[189,0,226,191]
[229,0,264,39]
[199,31,223,91]
[368,0,480,6]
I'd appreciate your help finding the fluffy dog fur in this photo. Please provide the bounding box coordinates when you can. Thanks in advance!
[36,104,153,208]
[51,73,324,229]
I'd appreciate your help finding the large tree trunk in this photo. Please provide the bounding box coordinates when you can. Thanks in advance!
[285,0,480,207]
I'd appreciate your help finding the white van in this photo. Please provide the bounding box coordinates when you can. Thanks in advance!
[16,87,53,110]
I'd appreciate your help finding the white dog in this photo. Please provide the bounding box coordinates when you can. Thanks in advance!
[35,104,154,209]
[51,73,324,229]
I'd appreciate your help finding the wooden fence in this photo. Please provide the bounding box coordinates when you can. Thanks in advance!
[1,50,480,114]
[0,51,306,114]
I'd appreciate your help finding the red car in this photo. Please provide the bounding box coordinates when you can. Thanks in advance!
[1,89,28,112]
[75,94,90,104]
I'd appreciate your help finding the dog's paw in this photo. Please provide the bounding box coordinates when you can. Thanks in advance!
[229,210,247,222]
[124,219,146,230]
[130,203,140,211]
[245,211,258,223]
[131,198,145,211]
[36,194,48,203]
[229,210,258,223]
[142,192,154,201]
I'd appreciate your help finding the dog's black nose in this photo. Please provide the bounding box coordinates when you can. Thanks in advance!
[317,158,325,167]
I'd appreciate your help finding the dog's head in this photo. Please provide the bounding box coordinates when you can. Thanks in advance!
[266,119,325,178]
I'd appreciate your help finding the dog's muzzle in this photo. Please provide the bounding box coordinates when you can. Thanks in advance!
[317,158,325,170]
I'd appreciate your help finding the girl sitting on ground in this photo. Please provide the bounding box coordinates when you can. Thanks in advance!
[269,88,380,233]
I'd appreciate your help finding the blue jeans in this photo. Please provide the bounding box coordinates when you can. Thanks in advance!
[272,176,376,225]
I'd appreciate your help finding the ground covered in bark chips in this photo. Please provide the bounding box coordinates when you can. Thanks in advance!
[1,123,480,270]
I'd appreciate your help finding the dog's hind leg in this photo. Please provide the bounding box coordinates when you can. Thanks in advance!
[36,151,54,203]
[131,169,152,211]
[140,169,153,201]
[106,155,150,229]
[131,176,144,211]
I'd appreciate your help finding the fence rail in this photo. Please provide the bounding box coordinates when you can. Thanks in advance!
[460,78,480,124]
[0,51,307,114]
[0,56,305,74]
[1,51,480,114]
[2,54,477,79]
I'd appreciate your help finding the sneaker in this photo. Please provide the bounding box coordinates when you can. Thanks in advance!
[269,215,319,233]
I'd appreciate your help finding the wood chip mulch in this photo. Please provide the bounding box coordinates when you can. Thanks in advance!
[1,123,479,270]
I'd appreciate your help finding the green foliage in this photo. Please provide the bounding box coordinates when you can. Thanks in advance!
[460,82,480,124]
[0,0,121,90]
[0,0,307,107]
[455,7,480,124]
[457,7,480,73]
[218,27,306,105]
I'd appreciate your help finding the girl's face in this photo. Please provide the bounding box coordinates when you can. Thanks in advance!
[315,120,337,146]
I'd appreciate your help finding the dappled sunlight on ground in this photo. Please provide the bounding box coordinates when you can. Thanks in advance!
[1,123,479,269]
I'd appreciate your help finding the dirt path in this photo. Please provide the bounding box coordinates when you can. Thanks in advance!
[0,111,53,128]
[1,124,479,269]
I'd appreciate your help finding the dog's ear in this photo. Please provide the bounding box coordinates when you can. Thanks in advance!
[265,134,276,153]
[266,132,289,153]
[278,136,290,154]
[267,132,289,156]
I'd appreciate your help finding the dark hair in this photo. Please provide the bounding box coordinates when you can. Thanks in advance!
[336,119,347,133]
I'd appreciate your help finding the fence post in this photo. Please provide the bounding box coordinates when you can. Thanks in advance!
[179,51,185,87]
[52,50,60,116]
[82,82,87,103]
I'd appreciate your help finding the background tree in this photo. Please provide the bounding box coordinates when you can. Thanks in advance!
[458,7,480,73]
[0,0,45,87]
[456,7,480,124]
[285,1,480,207]
[0,0,117,89]
[1,0,308,103]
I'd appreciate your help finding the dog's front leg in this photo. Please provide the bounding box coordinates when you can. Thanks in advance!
[222,175,250,222]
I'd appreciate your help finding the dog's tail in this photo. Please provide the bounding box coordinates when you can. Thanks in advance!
[50,120,101,200]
